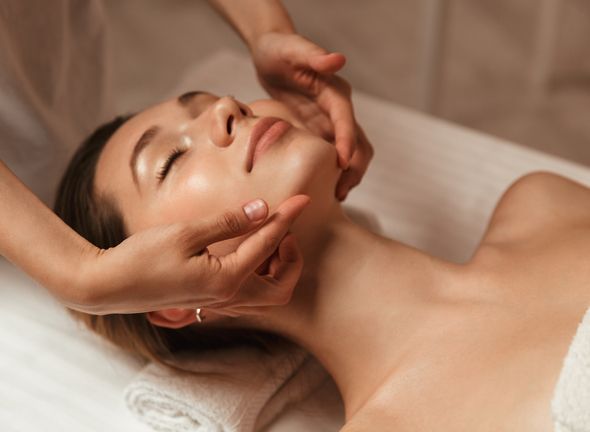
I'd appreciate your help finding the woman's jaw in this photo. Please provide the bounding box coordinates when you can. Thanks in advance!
[92,92,345,325]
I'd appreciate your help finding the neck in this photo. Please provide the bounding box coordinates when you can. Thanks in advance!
[242,203,452,417]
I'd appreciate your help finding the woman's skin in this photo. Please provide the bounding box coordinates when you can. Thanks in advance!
[0,0,373,316]
[95,92,590,431]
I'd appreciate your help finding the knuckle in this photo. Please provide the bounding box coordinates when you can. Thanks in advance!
[217,212,242,236]
[264,236,282,256]
[175,223,194,242]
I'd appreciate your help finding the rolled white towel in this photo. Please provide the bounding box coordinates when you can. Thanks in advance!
[552,307,590,432]
[124,345,330,432]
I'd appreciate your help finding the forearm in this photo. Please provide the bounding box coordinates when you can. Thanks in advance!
[204,0,295,48]
[0,160,95,306]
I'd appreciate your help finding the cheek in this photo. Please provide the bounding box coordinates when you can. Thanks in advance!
[159,172,241,224]
[134,131,339,234]
[250,135,340,211]
[150,152,259,230]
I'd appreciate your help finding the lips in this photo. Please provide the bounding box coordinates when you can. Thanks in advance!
[247,117,292,172]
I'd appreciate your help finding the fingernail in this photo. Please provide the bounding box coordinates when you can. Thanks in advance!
[244,199,266,221]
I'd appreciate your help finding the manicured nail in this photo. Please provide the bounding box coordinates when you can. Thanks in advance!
[244,199,266,221]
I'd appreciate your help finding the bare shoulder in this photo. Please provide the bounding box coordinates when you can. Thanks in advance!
[482,171,590,245]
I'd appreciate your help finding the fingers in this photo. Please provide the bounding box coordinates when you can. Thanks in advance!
[256,33,354,162]
[182,199,270,255]
[318,78,356,169]
[336,170,359,202]
[178,195,308,315]
[222,195,310,279]
[308,53,347,75]
[266,89,335,141]
[214,232,303,316]
[282,34,346,73]
[266,231,302,280]
[336,124,374,201]
[282,34,330,67]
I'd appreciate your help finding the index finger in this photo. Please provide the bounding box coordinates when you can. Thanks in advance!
[336,124,374,200]
[210,231,304,315]
[220,195,310,279]
[179,199,270,256]
[317,79,357,170]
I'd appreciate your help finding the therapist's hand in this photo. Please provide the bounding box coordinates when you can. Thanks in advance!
[75,195,309,315]
[336,123,374,201]
[250,32,373,199]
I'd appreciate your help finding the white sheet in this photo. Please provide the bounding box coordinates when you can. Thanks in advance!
[2,49,590,432]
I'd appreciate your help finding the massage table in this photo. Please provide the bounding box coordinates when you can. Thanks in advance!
[2,50,590,432]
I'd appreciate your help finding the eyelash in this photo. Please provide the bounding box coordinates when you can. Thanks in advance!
[157,147,185,181]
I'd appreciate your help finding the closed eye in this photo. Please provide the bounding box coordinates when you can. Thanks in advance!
[157,147,185,181]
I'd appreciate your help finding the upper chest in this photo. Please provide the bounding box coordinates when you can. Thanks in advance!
[343,293,582,432]
[342,173,590,430]
[344,246,590,430]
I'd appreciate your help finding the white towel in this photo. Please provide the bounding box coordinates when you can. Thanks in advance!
[552,307,590,432]
[124,345,330,432]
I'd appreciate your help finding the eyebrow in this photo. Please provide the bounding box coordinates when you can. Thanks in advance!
[130,126,160,187]
[177,91,204,107]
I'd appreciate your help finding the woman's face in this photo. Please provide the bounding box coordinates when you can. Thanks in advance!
[94,92,341,244]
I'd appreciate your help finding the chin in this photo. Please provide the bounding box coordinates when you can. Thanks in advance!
[260,133,339,208]
[209,164,341,263]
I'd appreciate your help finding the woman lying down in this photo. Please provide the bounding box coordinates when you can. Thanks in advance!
[55,91,590,431]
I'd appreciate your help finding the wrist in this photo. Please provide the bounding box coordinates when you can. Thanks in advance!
[245,22,296,52]
[67,244,108,314]
[205,0,295,51]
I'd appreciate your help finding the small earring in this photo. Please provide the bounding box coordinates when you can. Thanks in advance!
[196,309,204,323]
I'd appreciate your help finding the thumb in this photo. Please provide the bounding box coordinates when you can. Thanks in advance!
[283,35,343,71]
[308,52,346,75]
[182,199,269,255]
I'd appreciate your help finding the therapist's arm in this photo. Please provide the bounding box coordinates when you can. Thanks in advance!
[0,159,307,315]
[204,0,373,200]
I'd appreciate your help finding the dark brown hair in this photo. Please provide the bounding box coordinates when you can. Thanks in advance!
[54,116,285,368]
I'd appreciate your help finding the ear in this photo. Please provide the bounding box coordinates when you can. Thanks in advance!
[146,308,199,329]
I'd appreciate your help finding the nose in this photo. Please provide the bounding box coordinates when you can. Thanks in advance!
[208,97,252,148]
